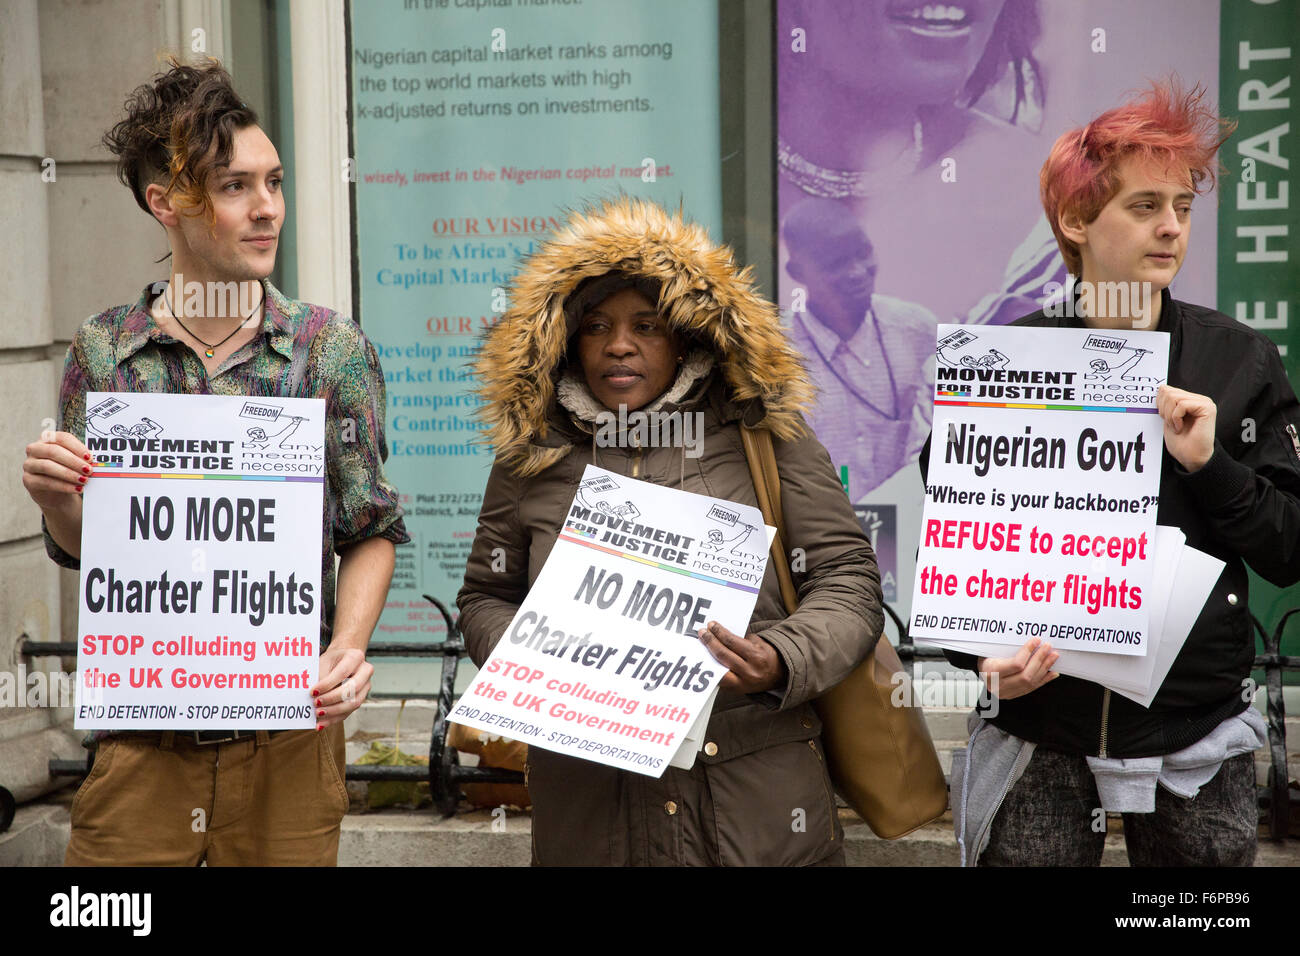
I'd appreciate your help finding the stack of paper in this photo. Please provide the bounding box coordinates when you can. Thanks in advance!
[924,525,1225,707]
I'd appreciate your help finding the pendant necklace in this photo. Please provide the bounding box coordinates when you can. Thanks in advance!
[163,282,263,358]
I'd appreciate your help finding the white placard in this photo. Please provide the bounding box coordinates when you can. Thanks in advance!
[451,465,773,777]
[912,324,1168,655]
[75,393,325,729]
[925,527,1184,698]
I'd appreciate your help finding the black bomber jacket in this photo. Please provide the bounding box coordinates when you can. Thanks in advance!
[928,287,1300,757]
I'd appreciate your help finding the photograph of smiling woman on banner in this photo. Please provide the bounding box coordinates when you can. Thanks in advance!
[456,197,882,866]
[776,0,1219,615]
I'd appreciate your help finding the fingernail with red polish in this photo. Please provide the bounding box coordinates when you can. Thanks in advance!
[83,454,91,461]
[316,724,323,731]
[311,689,319,697]
[317,708,325,717]
[78,477,86,484]
[82,466,91,474]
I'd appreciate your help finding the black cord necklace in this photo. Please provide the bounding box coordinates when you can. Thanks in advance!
[163,282,263,358]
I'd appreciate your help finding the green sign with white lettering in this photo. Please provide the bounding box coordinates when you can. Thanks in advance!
[1219,0,1300,665]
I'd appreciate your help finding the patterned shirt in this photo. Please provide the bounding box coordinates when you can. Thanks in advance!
[46,279,410,655]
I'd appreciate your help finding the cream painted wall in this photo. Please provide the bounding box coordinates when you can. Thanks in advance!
[0,0,236,805]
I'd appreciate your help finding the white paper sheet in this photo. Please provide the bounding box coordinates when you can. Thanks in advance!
[927,527,1182,687]
[924,532,1224,707]
[1114,544,1225,707]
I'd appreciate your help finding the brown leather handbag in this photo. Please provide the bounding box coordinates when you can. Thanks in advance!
[740,426,948,839]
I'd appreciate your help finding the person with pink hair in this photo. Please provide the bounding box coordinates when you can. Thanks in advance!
[939,82,1300,866]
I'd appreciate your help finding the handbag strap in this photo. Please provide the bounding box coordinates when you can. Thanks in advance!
[740,426,799,616]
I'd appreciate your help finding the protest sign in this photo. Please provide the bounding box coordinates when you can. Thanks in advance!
[450,465,772,777]
[911,324,1168,655]
[75,393,325,729]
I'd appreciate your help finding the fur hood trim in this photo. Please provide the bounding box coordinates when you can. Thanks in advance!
[474,197,813,476]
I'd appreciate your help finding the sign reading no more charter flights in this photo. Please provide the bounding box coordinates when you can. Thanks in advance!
[451,465,773,777]
[75,393,325,729]
[911,324,1169,655]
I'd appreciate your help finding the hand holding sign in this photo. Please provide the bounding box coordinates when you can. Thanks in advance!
[697,621,787,694]
[23,430,92,504]
[24,430,92,560]
[312,645,373,729]
[976,639,1060,700]
[1156,385,1216,473]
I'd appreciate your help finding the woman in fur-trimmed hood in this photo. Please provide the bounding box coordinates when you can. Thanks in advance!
[456,197,883,866]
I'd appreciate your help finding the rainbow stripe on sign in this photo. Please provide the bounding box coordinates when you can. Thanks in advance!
[556,532,760,594]
[565,523,599,539]
[91,470,323,482]
[935,400,1158,414]
[936,388,972,398]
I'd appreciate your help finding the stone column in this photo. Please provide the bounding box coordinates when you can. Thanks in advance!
[0,0,78,811]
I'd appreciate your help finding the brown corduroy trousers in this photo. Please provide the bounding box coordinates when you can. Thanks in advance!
[64,723,348,866]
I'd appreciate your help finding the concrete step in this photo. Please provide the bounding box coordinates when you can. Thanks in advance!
[342,808,530,866]
[7,799,1297,867]
[4,703,1296,866]
[0,803,71,866]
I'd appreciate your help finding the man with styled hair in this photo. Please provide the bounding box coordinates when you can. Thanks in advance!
[21,57,408,865]
[940,82,1300,866]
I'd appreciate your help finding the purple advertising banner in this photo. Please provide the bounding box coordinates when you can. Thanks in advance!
[776,0,1220,621]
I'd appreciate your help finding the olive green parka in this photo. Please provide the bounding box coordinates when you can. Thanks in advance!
[456,198,883,865]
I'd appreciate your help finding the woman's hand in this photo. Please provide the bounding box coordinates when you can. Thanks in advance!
[23,430,91,510]
[311,645,374,729]
[976,639,1060,700]
[1156,384,1216,473]
[697,621,788,694]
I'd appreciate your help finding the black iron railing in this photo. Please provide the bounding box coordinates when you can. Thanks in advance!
[18,596,1299,840]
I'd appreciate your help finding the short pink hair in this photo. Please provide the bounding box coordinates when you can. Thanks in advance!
[1040,81,1235,275]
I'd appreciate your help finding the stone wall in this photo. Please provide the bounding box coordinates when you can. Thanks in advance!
[0,0,222,807]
